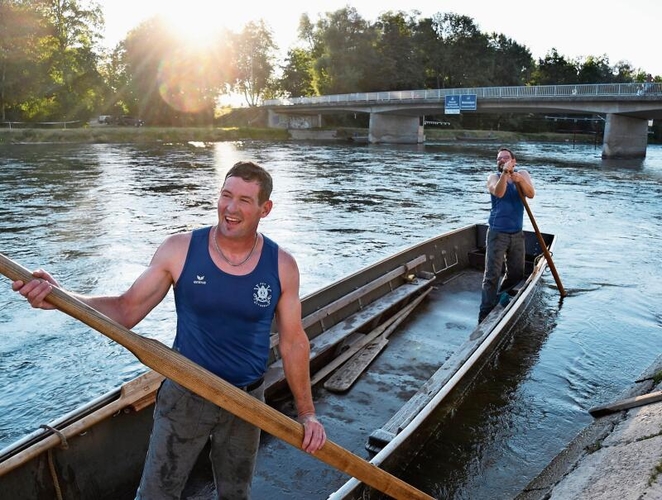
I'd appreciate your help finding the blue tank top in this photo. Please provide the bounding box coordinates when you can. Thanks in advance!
[173,227,281,386]
[488,175,524,233]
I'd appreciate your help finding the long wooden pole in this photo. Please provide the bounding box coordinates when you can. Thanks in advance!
[516,187,567,297]
[589,391,662,418]
[0,253,434,500]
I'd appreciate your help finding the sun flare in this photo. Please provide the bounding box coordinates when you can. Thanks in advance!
[158,0,245,46]
[149,1,244,113]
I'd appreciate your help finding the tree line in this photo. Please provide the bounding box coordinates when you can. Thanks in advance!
[1,1,658,127]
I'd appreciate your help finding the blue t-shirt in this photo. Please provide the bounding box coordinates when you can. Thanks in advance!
[173,227,281,386]
[488,175,524,233]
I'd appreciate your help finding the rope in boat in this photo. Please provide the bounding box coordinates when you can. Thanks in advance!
[40,424,68,500]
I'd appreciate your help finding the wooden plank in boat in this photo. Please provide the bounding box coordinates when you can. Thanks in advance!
[324,338,389,392]
[367,303,505,452]
[301,254,427,330]
[264,276,435,391]
[311,287,433,387]
[268,254,427,350]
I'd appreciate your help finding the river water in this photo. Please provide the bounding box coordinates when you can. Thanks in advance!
[0,139,661,498]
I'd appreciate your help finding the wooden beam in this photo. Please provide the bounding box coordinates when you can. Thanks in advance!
[589,391,662,417]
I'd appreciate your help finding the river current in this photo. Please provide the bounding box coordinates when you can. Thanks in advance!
[1,139,661,498]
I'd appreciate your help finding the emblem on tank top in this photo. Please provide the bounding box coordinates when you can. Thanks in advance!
[253,282,272,307]
[193,275,206,285]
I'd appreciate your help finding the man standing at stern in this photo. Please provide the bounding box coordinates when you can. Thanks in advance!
[479,147,535,323]
[12,161,326,499]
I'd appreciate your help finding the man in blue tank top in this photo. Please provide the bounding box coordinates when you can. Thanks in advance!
[479,147,535,323]
[12,161,326,499]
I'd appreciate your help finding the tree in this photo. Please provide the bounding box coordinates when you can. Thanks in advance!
[120,15,233,125]
[371,10,425,91]
[0,1,46,121]
[531,48,579,85]
[231,20,277,106]
[612,61,639,83]
[279,47,315,98]
[34,0,106,121]
[430,13,491,88]
[305,6,376,95]
[576,55,616,83]
[413,16,444,89]
[485,33,533,86]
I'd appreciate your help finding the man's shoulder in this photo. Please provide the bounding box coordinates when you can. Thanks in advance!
[276,244,295,263]
[157,231,195,262]
[165,230,194,246]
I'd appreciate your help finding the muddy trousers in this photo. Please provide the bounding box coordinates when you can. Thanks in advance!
[135,378,264,500]
[479,229,525,322]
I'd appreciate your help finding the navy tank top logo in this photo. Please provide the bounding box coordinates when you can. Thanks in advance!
[253,282,272,307]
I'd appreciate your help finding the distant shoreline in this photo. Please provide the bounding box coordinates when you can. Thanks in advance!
[0,126,604,146]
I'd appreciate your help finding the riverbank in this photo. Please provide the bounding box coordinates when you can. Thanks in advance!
[0,125,289,145]
[0,125,602,145]
[516,356,662,500]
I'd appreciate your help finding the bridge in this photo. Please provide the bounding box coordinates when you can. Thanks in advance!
[263,83,662,159]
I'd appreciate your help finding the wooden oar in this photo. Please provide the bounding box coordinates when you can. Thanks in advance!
[0,253,434,500]
[516,185,567,297]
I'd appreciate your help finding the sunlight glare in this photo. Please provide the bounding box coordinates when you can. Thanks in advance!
[156,0,242,47]
[152,1,246,113]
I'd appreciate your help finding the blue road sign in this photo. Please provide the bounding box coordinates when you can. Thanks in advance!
[445,95,461,114]
[460,94,477,110]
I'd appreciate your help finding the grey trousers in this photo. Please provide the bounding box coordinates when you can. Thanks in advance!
[479,229,525,321]
[136,378,265,500]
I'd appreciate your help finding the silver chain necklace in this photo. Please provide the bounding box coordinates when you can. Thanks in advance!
[212,225,258,267]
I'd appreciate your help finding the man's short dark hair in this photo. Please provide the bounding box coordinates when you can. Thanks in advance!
[225,161,273,204]
[497,147,516,160]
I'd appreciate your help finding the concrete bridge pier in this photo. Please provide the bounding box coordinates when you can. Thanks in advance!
[369,114,423,144]
[602,114,649,159]
[267,110,322,129]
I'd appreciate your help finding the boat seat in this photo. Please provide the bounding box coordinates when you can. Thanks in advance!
[467,248,485,270]
[264,274,435,396]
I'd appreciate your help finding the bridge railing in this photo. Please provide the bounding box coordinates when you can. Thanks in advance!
[264,82,661,107]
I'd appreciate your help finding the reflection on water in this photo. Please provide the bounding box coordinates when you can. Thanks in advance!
[1,140,661,498]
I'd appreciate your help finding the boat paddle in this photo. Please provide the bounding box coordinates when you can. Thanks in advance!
[516,185,567,297]
[0,253,434,500]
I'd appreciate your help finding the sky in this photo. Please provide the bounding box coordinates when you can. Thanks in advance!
[100,0,662,77]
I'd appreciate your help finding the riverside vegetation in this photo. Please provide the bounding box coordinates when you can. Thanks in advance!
[0,109,603,146]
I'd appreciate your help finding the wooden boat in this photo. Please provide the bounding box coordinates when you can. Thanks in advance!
[0,223,556,499]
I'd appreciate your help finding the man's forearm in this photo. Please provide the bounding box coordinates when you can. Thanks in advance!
[281,342,316,417]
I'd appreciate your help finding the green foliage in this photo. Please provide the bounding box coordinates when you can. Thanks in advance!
[279,48,315,97]
[1,0,105,122]
[231,20,277,106]
[1,3,657,125]
[0,1,48,121]
[371,11,426,91]
[307,6,377,95]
